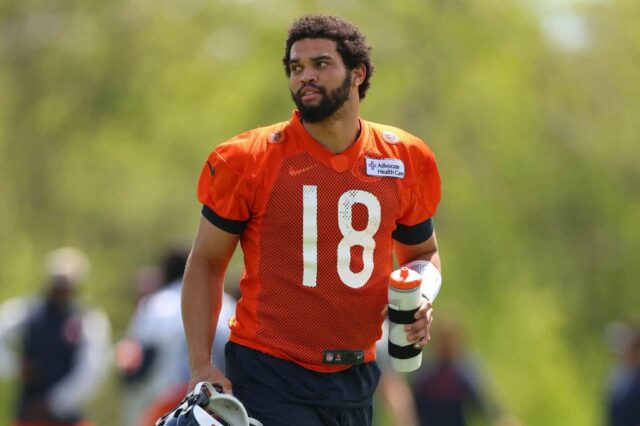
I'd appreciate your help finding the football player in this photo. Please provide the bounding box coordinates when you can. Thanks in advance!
[181,14,442,426]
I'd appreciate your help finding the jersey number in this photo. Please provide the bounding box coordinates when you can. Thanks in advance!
[302,185,381,288]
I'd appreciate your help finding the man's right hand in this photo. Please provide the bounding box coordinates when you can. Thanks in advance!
[189,364,232,394]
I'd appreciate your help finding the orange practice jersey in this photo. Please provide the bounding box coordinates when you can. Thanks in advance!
[197,111,441,372]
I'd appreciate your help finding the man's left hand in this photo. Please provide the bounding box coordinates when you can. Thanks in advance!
[404,297,433,349]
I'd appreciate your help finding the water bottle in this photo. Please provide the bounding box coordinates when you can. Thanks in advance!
[388,267,423,372]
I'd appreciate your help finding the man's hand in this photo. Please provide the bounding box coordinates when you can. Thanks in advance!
[405,297,433,350]
[189,364,232,394]
[380,296,434,349]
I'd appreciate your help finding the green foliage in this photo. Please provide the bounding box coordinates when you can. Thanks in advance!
[1,0,639,425]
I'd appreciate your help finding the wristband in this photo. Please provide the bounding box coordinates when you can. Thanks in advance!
[403,260,442,302]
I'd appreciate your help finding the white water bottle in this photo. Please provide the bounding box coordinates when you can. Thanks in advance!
[388,267,423,372]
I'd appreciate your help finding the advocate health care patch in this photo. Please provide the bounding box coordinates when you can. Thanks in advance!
[365,158,405,179]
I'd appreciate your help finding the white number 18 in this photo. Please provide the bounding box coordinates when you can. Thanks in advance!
[302,185,381,289]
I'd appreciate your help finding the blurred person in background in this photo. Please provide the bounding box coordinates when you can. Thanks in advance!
[115,246,190,426]
[0,247,112,426]
[410,316,510,426]
[605,321,640,426]
[115,246,237,426]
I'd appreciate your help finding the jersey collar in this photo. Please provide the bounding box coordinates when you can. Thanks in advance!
[288,110,370,173]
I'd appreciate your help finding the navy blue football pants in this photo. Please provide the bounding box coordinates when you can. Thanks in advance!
[225,342,379,426]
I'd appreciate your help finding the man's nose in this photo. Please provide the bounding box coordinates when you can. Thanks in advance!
[299,69,318,84]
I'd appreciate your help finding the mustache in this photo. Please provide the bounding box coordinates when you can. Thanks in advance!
[296,83,326,98]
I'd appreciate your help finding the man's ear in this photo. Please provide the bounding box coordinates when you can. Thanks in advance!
[352,64,366,87]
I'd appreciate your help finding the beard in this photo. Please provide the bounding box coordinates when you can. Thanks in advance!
[291,72,352,123]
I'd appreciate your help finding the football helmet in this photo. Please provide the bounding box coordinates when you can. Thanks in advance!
[156,382,262,426]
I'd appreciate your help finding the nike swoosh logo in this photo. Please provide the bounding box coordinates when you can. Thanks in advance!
[289,164,318,176]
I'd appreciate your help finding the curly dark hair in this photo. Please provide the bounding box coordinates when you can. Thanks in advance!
[283,15,374,100]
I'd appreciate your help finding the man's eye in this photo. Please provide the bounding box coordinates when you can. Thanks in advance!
[291,65,302,74]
